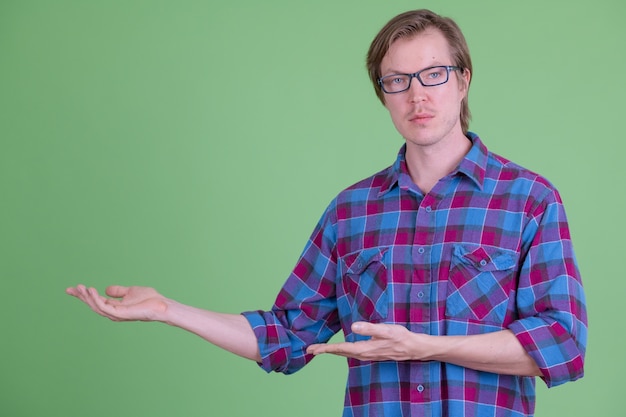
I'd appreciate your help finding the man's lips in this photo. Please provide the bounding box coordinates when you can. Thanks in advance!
[409,113,435,123]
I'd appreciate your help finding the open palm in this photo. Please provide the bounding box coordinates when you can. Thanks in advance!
[66,285,168,322]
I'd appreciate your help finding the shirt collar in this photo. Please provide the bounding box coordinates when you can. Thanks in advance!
[378,132,488,196]
[457,132,487,190]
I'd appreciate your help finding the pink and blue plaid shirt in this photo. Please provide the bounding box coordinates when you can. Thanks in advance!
[243,133,587,417]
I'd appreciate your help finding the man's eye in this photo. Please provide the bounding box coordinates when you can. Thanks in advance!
[425,68,446,79]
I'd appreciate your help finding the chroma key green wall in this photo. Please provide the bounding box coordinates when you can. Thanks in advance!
[1,1,623,416]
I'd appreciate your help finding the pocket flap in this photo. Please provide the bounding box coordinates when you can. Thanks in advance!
[343,247,388,275]
[453,244,517,271]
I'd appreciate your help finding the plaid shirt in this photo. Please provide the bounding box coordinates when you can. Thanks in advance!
[243,133,587,417]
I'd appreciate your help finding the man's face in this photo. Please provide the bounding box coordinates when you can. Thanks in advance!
[380,29,470,150]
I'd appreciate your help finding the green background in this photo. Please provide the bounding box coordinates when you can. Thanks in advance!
[1,0,623,416]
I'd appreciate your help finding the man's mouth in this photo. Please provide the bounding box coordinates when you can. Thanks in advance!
[409,113,434,123]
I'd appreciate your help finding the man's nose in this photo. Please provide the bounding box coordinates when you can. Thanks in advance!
[408,76,426,102]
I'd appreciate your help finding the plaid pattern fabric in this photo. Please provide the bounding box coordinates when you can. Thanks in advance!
[243,133,587,417]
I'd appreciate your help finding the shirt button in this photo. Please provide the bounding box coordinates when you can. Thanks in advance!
[417,247,425,254]
[417,384,425,392]
[417,291,424,298]
[425,206,432,212]
[479,259,488,267]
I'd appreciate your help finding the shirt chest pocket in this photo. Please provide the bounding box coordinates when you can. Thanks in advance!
[446,244,519,326]
[339,247,389,324]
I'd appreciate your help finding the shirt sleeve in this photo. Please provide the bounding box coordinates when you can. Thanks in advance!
[508,185,588,387]
[242,202,341,375]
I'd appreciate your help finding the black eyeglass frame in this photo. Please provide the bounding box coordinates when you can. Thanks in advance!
[377,65,462,94]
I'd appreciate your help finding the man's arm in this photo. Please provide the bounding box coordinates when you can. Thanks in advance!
[307,321,541,377]
[66,285,261,362]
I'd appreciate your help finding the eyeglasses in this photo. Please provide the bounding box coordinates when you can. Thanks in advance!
[378,65,461,94]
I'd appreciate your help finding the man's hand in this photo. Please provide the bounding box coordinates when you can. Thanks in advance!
[306,322,424,361]
[307,322,542,377]
[66,284,262,361]
[66,285,169,322]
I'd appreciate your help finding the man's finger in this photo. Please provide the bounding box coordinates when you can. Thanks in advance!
[351,321,386,337]
[309,342,346,355]
[106,285,129,298]
[320,344,346,355]
[91,288,125,318]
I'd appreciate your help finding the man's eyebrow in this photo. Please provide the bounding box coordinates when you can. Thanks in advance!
[381,62,448,76]
[381,61,446,78]
[380,68,407,76]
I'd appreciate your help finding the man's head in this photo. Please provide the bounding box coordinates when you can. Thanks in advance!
[367,9,473,134]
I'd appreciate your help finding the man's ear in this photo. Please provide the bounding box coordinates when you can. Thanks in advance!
[460,68,471,95]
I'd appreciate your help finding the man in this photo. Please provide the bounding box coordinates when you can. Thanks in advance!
[67,9,587,417]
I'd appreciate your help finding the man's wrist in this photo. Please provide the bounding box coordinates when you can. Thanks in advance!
[157,298,178,325]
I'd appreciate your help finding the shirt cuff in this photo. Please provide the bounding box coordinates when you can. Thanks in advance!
[509,318,585,387]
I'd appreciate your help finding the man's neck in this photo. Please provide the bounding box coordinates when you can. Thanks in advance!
[404,133,472,194]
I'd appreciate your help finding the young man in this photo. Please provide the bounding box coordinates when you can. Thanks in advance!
[67,9,587,417]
